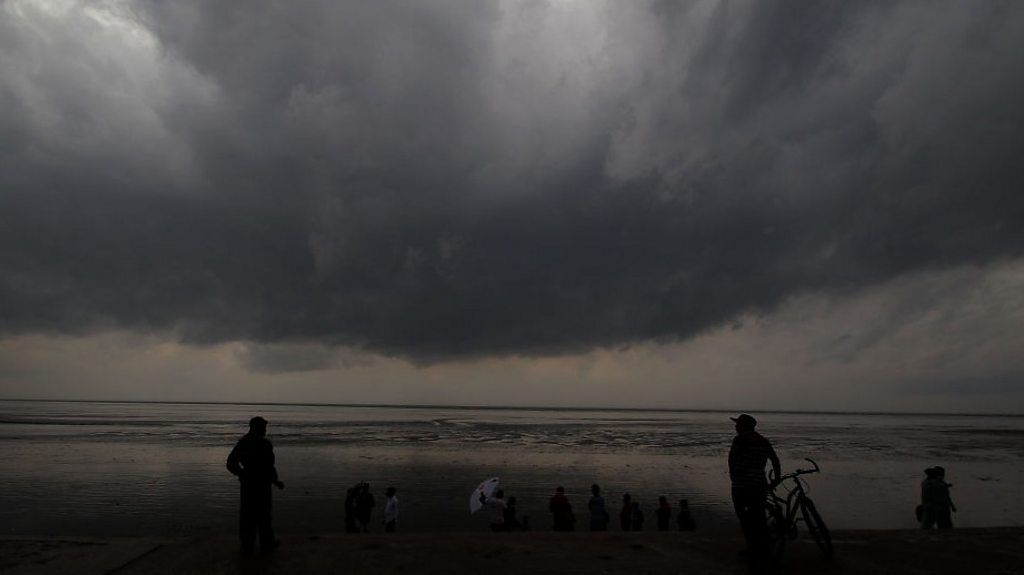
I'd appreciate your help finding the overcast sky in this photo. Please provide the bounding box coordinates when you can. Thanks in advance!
[2,0,1023,412]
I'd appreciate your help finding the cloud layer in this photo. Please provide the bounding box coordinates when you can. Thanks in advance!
[2,0,1023,364]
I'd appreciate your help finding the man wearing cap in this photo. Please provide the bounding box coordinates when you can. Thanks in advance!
[227,416,285,553]
[728,414,781,557]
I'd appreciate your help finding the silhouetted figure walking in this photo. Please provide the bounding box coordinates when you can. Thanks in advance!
[620,493,633,531]
[920,467,956,529]
[728,413,781,559]
[656,496,672,531]
[549,486,575,531]
[676,499,696,531]
[383,486,399,533]
[226,416,285,554]
[588,484,609,531]
[355,482,376,532]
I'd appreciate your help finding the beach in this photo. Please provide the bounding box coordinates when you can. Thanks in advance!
[4,528,1024,574]
[3,401,1023,537]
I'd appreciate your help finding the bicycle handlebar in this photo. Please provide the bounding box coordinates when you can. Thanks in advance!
[802,458,821,474]
[772,458,822,483]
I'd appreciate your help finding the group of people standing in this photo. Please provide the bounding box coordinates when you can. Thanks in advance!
[226,416,401,553]
[477,483,697,533]
[226,412,956,558]
[586,485,697,532]
[343,482,400,533]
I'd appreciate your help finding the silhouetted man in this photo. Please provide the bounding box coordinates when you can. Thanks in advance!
[728,413,780,558]
[344,484,360,533]
[355,482,376,532]
[227,416,285,553]
[656,496,672,531]
[588,484,609,531]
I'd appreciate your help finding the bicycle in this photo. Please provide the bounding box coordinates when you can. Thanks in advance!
[765,458,833,559]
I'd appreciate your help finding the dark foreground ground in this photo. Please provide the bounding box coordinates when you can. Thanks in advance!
[3,528,1023,575]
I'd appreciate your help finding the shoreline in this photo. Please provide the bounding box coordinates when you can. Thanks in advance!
[4,527,1023,574]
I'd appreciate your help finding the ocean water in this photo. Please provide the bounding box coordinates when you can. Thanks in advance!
[1,400,1022,536]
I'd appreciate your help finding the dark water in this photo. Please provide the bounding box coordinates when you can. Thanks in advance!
[1,401,1022,536]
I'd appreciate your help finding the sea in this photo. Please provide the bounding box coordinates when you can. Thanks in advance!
[1,400,1022,536]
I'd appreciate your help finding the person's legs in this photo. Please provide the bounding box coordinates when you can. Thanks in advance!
[746,495,767,556]
[936,507,953,529]
[239,487,257,553]
[732,488,753,548]
[732,487,767,555]
[258,518,277,550]
[385,521,396,533]
[254,485,277,550]
[239,515,256,552]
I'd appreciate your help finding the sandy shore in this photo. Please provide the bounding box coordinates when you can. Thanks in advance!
[3,528,1023,574]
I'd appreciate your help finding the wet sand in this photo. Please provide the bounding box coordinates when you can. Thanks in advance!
[4,528,1023,574]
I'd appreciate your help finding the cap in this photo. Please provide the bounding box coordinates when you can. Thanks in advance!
[730,413,757,427]
[249,416,268,428]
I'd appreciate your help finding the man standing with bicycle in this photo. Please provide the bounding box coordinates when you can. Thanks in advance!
[728,414,781,558]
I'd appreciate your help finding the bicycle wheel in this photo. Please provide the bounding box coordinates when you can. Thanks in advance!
[800,497,833,558]
[765,502,787,561]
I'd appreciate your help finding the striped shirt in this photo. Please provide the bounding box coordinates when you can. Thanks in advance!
[728,431,778,488]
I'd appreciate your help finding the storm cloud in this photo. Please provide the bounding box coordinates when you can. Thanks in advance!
[2,0,1023,364]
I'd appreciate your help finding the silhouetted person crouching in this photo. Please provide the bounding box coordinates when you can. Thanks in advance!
[920,466,956,529]
[227,416,285,553]
[504,496,523,531]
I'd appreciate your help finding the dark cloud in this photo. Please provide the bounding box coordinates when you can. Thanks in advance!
[234,342,372,374]
[1,0,1023,364]
[906,373,1024,397]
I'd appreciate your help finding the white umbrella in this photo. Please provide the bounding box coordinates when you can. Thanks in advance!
[469,477,500,514]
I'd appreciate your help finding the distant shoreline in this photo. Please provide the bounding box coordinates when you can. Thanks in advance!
[1,397,1022,417]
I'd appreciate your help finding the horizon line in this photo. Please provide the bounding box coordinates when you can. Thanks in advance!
[0,397,1021,418]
